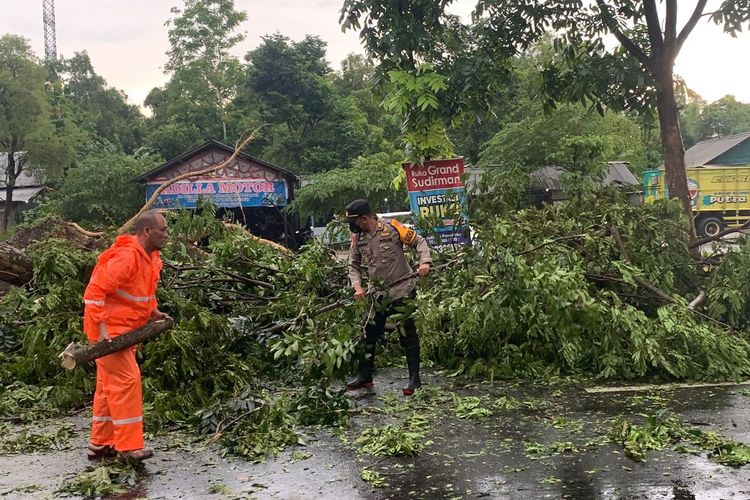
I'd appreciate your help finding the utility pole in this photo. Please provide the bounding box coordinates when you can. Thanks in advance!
[42,0,57,61]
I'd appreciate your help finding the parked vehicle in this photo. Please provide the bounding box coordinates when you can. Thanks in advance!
[644,166,750,237]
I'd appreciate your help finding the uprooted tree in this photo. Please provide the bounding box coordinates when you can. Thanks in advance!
[0,242,32,286]
[3,177,750,463]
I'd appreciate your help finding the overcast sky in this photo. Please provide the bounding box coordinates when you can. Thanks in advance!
[1,0,748,108]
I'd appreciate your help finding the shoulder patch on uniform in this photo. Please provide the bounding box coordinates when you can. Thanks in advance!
[390,219,416,245]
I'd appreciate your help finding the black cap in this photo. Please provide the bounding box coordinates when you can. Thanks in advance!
[345,199,372,219]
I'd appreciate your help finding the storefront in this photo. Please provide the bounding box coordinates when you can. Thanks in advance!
[136,140,300,246]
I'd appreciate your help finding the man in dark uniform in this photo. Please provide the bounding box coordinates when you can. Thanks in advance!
[345,199,431,395]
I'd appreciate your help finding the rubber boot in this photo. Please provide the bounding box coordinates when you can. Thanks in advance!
[402,344,421,396]
[347,343,376,391]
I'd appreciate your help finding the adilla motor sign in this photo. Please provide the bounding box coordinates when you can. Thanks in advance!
[403,158,471,250]
[145,179,288,209]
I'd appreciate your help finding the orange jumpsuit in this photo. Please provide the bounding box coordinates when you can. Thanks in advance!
[83,235,163,452]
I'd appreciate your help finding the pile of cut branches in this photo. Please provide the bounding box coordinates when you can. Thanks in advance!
[418,188,750,380]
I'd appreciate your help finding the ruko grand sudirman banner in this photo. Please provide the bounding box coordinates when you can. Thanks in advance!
[403,158,471,251]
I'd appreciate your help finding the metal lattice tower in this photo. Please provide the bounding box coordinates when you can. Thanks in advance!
[42,0,57,61]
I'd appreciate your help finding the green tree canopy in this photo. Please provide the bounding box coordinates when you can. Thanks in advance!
[37,142,162,228]
[288,152,406,222]
[0,35,76,232]
[58,52,145,153]
[342,0,750,237]
[146,0,247,156]
[245,34,372,173]
[145,80,221,158]
[480,104,652,175]
[681,94,750,147]
[697,95,750,140]
[340,1,513,161]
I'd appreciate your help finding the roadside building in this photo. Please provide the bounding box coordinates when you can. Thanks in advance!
[465,161,642,206]
[135,140,300,246]
[0,153,46,229]
[683,131,750,167]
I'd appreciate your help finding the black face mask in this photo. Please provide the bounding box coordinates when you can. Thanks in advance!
[349,221,362,234]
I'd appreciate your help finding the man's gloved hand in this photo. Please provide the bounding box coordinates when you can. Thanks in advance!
[417,263,430,277]
[353,284,367,301]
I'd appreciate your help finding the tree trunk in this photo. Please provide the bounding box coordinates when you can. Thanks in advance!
[1,152,16,234]
[58,319,174,370]
[0,242,33,286]
[654,67,697,241]
[1,198,13,234]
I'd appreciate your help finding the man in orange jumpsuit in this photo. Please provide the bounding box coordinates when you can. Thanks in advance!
[83,211,169,461]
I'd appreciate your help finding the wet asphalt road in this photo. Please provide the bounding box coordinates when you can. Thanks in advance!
[1,367,748,499]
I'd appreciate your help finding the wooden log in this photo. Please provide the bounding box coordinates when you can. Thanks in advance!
[58,319,174,370]
[0,242,33,286]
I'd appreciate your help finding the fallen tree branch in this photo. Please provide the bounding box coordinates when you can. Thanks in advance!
[609,224,737,332]
[585,273,632,286]
[166,264,275,293]
[171,284,278,301]
[254,297,352,339]
[175,275,274,290]
[163,263,205,272]
[688,290,706,310]
[251,234,290,253]
[237,257,281,274]
[172,237,211,258]
[588,274,668,303]
[253,261,457,340]
[67,221,105,239]
[609,224,676,305]
[214,268,274,289]
[223,222,291,253]
[210,405,263,444]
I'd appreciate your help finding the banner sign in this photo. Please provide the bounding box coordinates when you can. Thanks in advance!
[404,158,471,251]
[145,179,288,209]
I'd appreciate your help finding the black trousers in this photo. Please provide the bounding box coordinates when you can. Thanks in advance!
[363,296,419,350]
